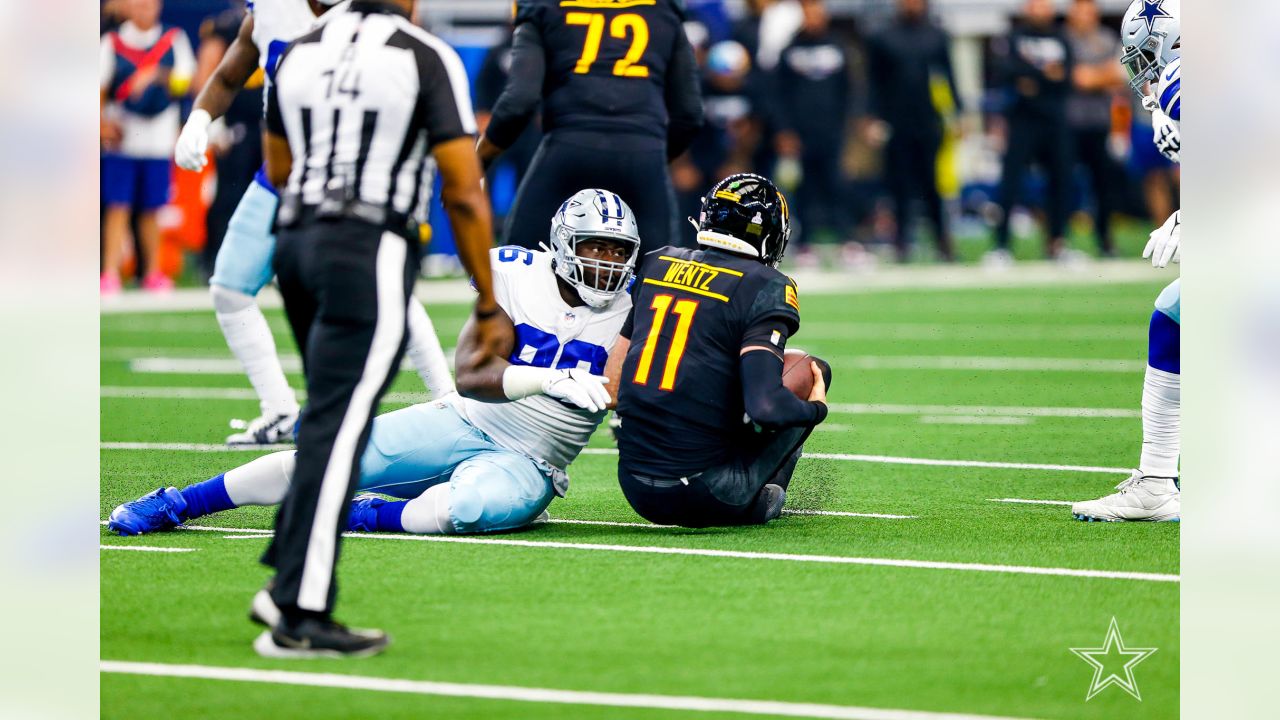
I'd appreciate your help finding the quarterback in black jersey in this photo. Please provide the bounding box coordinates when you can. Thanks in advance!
[608,174,832,527]
[478,0,704,256]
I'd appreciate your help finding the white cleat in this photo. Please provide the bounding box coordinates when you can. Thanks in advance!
[226,412,299,446]
[1071,471,1180,522]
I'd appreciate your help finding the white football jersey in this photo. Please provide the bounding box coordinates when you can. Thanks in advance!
[451,247,631,492]
[248,0,349,88]
[1155,57,1181,129]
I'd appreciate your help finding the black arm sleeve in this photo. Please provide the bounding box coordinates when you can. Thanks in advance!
[664,29,704,160]
[740,350,827,430]
[484,22,546,149]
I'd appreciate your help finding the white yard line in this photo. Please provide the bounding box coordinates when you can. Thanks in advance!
[918,416,1032,426]
[100,660,1040,720]
[826,403,1138,419]
[100,442,1131,475]
[163,523,1176,582]
[783,509,917,520]
[100,545,194,553]
[798,322,1140,342]
[840,356,1144,373]
[130,357,303,374]
[989,498,1077,507]
[99,386,427,405]
[98,389,1140,421]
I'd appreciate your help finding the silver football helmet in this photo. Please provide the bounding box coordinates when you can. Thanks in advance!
[1120,0,1180,98]
[549,189,641,309]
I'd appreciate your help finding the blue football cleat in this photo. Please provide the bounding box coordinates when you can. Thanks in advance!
[108,487,188,536]
[347,494,387,532]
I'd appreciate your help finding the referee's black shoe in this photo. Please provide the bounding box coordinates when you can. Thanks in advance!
[254,617,390,659]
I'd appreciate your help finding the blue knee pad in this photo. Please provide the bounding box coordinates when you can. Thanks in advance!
[447,451,555,533]
[210,180,279,296]
[1148,310,1180,374]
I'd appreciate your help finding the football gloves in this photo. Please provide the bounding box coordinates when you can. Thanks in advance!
[1143,210,1181,268]
[542,369,611,413]
[1151,108,1180,164]
[174,109,213,172]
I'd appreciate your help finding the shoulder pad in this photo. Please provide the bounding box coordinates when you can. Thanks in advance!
[1157,58,1181,122]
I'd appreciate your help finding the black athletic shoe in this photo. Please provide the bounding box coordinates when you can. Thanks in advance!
[253,617,390,659]
[749,483,787,525]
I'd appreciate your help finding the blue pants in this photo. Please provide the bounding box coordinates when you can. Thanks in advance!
[210,178,279,296]
[358,401,556,533]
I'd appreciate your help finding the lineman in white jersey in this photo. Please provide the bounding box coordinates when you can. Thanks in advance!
[1072,0,1181,522]
[108,189,637,539]
[173,0,454,446]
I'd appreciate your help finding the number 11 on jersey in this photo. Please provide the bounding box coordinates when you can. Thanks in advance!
[633,294,698,391]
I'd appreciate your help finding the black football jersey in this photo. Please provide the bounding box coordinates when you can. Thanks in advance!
[515,0,687,141]
[616,246,801,476]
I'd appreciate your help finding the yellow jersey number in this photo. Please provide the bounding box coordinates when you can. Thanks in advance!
[565,12,650,78]
[633,294,698,391]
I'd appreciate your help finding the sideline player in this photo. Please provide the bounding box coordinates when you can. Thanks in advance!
[611,174,832,528]
[172,0,454,446]
[477,0,704,255]
[109,190,639,539]
[1072,0,1180,522]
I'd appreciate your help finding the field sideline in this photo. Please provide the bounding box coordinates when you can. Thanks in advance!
[101,263,1180,719]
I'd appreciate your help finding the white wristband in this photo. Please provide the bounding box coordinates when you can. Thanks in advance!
[502,365,558,401]
[186,108,213,132]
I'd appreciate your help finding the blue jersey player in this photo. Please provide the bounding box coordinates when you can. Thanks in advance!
[173,0,454,447]
[109,190,638,548]
[1072,0,1181,522]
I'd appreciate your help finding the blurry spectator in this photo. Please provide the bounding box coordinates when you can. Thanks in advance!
[474,26,542,234]
[1065,0,1124,257]
[750,0,803,72]
[194,2,263,279]
[677,40,765,223]
[100,0,193,294]
[774,0,852,264]
[990,0,1074,263]
[866,0,958,262]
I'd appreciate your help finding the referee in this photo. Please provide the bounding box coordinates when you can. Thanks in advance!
[255,0,506,658]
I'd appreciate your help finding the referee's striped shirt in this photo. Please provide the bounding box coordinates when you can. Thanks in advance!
[266,0,476,225]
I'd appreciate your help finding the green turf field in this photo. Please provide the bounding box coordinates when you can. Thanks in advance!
[100,271,1180,719]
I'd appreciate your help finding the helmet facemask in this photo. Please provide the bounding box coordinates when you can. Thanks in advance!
[552,228,639,308]
[1121,30,1169,97]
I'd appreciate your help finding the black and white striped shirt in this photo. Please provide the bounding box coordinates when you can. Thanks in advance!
[266,1,476,226]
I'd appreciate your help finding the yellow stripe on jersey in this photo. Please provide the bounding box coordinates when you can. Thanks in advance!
[785,284,799,310]
[559,0,656,8]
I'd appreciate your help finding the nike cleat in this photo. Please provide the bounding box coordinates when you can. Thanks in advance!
[227,412,299,446]
[107,487,188,535]
[749,484,787,525]
[1072,471,1180,522]
[346,494,387,532]
[254,617,389,659]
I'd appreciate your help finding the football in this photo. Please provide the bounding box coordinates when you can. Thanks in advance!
[782,349,815,399]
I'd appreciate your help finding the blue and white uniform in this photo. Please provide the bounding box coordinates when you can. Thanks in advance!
[355,247,630,531]
[1152,56,1181,325]
[210,0,348,296]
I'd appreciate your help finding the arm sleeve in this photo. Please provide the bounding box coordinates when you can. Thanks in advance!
[418,42,479,147]
[739,349,827,429]
[664,28,704,160]
[483,22,546,148]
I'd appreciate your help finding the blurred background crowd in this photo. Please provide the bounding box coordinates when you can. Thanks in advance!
[100,0,1179,291]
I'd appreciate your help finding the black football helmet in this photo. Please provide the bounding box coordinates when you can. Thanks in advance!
[694,173,792,267]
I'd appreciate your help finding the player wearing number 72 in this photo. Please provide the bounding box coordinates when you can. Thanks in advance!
[611,174,833,528]
[108,189,640,539]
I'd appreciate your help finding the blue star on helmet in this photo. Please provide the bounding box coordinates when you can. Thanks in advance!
[1136,0,1172,32]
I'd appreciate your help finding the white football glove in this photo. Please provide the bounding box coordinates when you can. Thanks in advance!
[174,109,213,171]
[1143,210,1181,268]
[1151,108,1180,164]
[542,369,611,412]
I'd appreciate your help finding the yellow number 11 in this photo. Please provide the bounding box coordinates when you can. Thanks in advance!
[565,12,650,77]
[633,294,698,391]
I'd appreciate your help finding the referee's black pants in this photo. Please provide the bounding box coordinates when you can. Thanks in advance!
[503,130,684,255]
[617,424,813,529]
[262,218,417,616]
